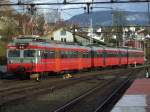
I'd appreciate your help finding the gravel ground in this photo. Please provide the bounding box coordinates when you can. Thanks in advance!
[1,76,111,112]
[0,68,134,112]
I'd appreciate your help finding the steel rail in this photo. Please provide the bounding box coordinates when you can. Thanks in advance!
[54,78,117,112]
[94,71,135,112]
[0,75,103,107]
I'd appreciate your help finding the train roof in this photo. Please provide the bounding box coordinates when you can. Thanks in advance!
[9,36,144,52]
[10,37,91,50]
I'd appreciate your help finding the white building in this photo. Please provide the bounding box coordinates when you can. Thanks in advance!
[44,27,106,46]
[45,28,74,42]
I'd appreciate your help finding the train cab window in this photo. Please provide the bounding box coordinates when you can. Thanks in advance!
[8,50,20,57]
[24,50,36,57]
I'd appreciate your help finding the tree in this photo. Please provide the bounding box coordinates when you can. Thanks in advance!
[0,17,18,42]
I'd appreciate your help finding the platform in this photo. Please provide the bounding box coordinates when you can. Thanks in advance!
[111,79,150,112]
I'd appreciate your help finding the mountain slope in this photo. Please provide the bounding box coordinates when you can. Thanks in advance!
[67,11,149,26]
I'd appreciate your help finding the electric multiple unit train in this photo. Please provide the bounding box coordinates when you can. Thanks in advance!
[7,37,144,78]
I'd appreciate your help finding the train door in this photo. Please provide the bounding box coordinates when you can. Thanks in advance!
[91,47,95,68]
[119,49,121,66]
[127,48,129,65]
[102,48,106,66]
[55,48,60,72]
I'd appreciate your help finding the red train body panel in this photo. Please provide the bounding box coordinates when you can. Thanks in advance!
[6,37,145,77]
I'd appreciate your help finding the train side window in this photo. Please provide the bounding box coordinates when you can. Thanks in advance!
[67,51,71,58]
[80,51,83,58]
[74,51,78,58]
[49,51,55,58]
[61,51,65,58]
[78,51,82,58]
[86,52,89,58]
[107,51,112,57]
[41,50,55,59]
[88,51,91,58]
[98,52,102,57]
[72,51,75,58]
[65,51,69,58]
[83,52,85,58]
[93,51,97,58]
[41,51,48,59]
[71,51,74,58]
[115,51,118,57]
[70,51,73,58]
[102,51,107,57]
[82,52,85,58]
[83,52,88,58]
[95,51,98,58]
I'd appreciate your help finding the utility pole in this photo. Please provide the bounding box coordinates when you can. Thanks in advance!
[84,3,93,14]
[90,19,93,44]
[73,25,76,42]
[22,0,26,35]
[27,4,37,35]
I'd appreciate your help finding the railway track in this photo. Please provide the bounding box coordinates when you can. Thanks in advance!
[0,68,130,91]
[54,78,118,112]
[0,67,130,89]
[0,68,141,112]
[0,67,123,106]
[0,76,98,106]
[53,69,141,112]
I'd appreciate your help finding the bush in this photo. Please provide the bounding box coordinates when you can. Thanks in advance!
[0,56,7,65]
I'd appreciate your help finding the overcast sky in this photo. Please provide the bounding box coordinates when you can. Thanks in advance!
[9,0,150,20]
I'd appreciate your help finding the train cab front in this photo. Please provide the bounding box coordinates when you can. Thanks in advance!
[7,49,40,75]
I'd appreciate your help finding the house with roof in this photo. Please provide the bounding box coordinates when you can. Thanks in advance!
[44,26,106,46]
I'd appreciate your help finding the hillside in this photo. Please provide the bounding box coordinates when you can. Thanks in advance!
[67,11,149,27]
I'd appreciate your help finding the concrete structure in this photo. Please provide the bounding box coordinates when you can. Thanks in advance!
[112,78,150,112]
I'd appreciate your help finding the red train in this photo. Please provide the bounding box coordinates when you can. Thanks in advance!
[7,37,144,78]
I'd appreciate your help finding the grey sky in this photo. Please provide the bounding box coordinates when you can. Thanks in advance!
[9,0,150,20]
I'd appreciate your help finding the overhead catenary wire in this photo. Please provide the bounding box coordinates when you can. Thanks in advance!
[0,0,150,6]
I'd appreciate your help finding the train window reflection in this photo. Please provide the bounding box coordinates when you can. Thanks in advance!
[24,50,36,57]
[8,50,20,57]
